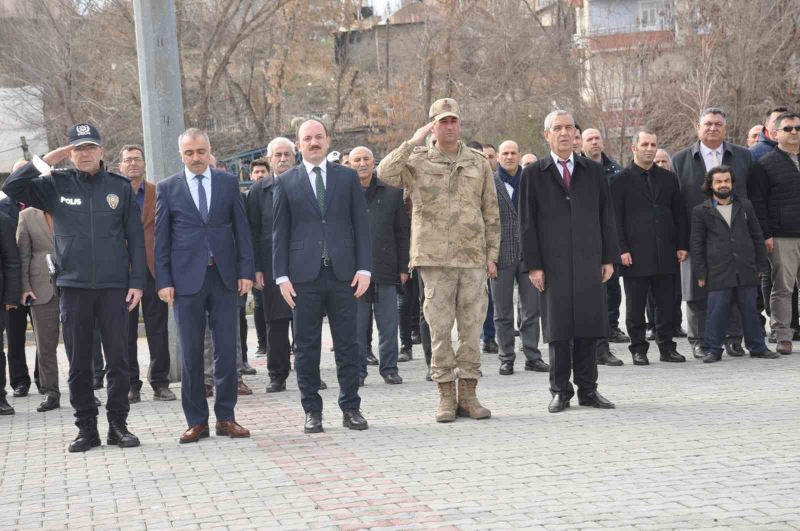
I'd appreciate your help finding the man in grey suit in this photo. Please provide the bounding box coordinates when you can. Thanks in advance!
[272,119,372,434]
[672,108,755,359]
[17,204,61,412]
[492,140,549,376]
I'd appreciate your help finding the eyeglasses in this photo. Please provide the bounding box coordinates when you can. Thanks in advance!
[122,157,144,163]
[780,125,800,133]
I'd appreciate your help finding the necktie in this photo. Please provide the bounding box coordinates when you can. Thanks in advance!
[713,150,721,167]
[645,170,654,198]
[195,174,208,223]
[559,159,571,190]
[313,167,329,260]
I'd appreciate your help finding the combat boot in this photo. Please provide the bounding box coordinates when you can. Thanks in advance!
[68,419,101,453]
[435,381,457,423]
[456,379,491,419]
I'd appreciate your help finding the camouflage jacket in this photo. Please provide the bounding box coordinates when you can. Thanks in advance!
[378,139,500,269]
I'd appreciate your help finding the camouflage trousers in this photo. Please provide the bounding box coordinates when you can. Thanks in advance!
[419,266,488,382]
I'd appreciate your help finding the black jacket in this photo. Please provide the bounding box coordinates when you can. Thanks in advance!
[245,176,292,321]
[3,160,146,290]
[690,197,767,291]
[749,148,800,239]
[0,211,21,306]
[600,152,624,184]
[362,176,410,285]
[611,163,688,277]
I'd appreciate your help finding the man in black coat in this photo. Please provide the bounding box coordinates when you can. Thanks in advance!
[519,110,620,413]
[612,130,688,366]
[247,148,296,393]
[0,209,21,415]
[672,107,755,359]
[351,146,410,385]
[749,111,800,355]
[690,166,778,363]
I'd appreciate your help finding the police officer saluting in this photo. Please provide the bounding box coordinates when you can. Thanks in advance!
[3,124,146,452]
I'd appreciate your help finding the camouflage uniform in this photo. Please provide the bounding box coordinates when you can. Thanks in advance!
[378,104,500,383]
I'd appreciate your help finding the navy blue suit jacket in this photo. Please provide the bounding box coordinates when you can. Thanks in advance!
[154,168,255,296]
[272,161,371,283]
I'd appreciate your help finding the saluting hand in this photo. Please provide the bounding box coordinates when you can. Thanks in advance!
[126,288,143,311]
[409,121,435,147]
[42,145,75,167]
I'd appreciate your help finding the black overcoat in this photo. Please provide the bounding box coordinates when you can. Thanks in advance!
[363,176,410,285]
[519,155,620,342]
[611,163,688,277]
[689,198,768,291]
[245,177,293,321]
[671,141,754,300]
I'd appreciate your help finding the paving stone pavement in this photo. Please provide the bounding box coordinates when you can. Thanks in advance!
[1,318,799,530]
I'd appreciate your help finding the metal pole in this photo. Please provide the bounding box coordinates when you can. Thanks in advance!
[133,0,186,382]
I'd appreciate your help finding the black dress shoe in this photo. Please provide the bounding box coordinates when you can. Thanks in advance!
[578,391,616,409]
[107,421,140,448]
[425,367,432,381]
[319,379,328,390]
[342,409,369,430]
[69,428,101,453]
[398,347,412,362]
[548,394,570,413]
[632,352,649,365]
[128,389,141,404]
[525,359,550,372]
[481,339,499,353]
[13,385,28,398]
[153,387,177,401]
[93,377,104,390]
[692,343,710,360]
[673,327,688,338]
[255,345,267,357]
[499,361,514,375]
[241,361,257,375]
[725,342,745,357]
[0,396,14,415]
[608,327,630,343]
[596,349,624,366]
[358,375,366,387]
[383,373,403,385]
[266,379,287,393]
[750,349,780,359]
[410,330,421,344]
[365,353,379,366]
[304,411,323,433]
[645,328,656,341]
[702,351,722,363]
[659,350,686,363]
[37,395,60,412]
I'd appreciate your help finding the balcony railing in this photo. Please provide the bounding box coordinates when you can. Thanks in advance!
[584,19,674,37]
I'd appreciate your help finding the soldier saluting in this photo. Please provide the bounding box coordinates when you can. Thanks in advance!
[379,98,500,423]
[3,123,146,452]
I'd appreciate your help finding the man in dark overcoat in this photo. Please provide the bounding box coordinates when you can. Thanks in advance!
[672,107,757,359]
[519,110,620,413]
[612,130,688,366]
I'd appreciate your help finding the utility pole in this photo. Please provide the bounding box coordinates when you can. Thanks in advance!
[133,0,186,381]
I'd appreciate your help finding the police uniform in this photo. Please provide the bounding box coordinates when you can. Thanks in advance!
[378,98,500,421]
[3,124,146,449]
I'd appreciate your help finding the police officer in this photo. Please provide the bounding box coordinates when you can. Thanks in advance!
[3,123,146,452]
[379,98,501,423]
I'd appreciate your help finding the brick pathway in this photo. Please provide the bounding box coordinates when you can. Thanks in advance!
[1,322,799,530]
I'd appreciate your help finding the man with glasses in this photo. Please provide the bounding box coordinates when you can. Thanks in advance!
[750,111,800,355]
[672,108,758,360]
[119,145,175,403]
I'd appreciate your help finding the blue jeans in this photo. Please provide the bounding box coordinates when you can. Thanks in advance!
[357,283,400,378]
[704,285,767,355]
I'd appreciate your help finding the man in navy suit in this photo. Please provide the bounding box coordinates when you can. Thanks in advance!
[154,128,255,444]
[272,119,372,433]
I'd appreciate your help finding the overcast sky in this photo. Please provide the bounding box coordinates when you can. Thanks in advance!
[370,0,403,17]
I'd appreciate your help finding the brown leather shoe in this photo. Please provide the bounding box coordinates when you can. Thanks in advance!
[215,420,250,438]
[237,381,253,395]
[205,384,213,398]
[179,424,209,444]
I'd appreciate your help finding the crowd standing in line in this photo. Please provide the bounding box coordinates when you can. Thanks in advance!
[0,98,796,450]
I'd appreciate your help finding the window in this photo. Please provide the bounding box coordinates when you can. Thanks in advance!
[639,0,669,30]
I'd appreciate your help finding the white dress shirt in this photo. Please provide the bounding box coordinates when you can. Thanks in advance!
[184,165,212,213]
[699,143,724,172]
[275,158,370,285]
[550,151,575,181]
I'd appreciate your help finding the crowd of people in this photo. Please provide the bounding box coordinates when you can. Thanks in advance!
[0,98,797,450]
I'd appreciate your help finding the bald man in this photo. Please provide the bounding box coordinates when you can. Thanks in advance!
[521,153,538,168]
[747,125,763,148]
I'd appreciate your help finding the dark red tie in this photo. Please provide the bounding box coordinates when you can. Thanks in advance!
[559,159,571,190]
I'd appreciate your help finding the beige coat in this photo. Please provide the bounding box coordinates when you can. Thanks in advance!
[16,207,55,305]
